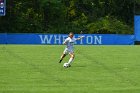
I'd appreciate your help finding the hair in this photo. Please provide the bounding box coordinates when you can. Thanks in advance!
[69,32,74,35]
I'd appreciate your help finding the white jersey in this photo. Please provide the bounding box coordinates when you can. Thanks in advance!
[63,37,77,50]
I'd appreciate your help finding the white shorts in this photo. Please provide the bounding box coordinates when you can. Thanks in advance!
[63,48,74,55]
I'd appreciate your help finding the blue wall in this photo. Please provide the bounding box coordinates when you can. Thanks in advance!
[0,33,134,45]
[135,16,140,41]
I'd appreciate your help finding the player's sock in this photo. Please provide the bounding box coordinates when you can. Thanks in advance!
[59,59,63,63]
[59,54,66,63]
[68,58,73,65]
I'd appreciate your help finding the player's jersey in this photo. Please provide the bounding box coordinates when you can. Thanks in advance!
[63,37,77,50]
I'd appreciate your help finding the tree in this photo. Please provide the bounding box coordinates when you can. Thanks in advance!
[0,0,135,34]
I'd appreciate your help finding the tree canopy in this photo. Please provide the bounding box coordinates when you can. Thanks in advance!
[0,0,137,34]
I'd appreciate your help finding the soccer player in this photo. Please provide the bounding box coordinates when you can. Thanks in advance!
[59,32,84,67]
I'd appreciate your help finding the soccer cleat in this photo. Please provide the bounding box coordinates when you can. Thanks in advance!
[59,59,62,63]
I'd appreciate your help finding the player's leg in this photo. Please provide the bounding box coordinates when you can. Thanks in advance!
[59,53,66,63]
[59,48,68,63]
[67,52,75,66]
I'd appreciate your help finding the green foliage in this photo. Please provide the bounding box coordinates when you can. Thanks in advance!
[0,0,136,34]
[86,16,133,34]
[0,0,44,33]
[135,0,140,15]
[13,0,44,33]
[16,8,44,33]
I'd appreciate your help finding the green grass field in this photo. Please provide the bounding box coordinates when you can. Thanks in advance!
[0,45,140,93]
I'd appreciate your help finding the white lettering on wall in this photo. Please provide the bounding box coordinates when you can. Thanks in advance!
[94,36,102,44]
[62,35,68,43]
[86,36,93,44]
[0,10,4,13]
[78,36,83,44]
[54,35,61,44]
[39,35,53,44]
[38,35,102,45]
[74,36,77,44]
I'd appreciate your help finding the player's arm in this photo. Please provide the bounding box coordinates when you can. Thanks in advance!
[76,36,85,40]
[63,38,69,45]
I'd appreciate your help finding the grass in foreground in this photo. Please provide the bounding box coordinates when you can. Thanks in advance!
[0,45,140,93]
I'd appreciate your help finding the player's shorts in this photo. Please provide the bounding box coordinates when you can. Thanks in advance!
[63,48,74,55]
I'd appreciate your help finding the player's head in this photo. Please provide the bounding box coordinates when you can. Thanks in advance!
[69,32,74,38]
